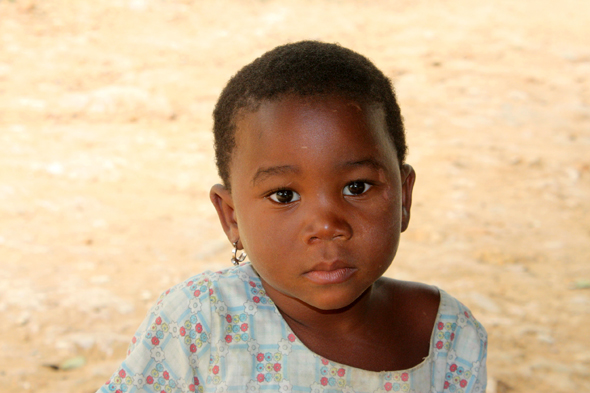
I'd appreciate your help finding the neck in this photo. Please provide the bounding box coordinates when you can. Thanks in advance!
[260,277,379,336]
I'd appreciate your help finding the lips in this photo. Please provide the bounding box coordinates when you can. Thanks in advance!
[303,261,357,285]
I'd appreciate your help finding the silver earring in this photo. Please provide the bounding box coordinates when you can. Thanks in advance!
[231,241,247,266]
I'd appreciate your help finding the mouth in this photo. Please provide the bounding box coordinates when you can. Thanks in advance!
[303,261,357,285]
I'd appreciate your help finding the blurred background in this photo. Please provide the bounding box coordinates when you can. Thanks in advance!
[0,0,589,392]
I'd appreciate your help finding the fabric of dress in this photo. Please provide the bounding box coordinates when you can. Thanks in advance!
[98,263,487,393]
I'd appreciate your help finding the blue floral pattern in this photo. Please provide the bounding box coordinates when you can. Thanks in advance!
[97,263,487,393]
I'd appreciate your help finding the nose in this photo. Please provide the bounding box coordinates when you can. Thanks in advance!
[301,198,353,244]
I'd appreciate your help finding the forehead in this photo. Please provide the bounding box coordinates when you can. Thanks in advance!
[234,95,392,152]
[230,95,397,182]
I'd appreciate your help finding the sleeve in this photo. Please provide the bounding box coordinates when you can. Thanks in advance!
[433,294,488,393]
[471,348,487,393]
[447,303,488,393]
[96,274,214,393]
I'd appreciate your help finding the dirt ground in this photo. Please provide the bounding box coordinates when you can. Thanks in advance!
[0,0,589,392]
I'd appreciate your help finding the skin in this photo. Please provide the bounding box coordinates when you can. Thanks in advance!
[210,94,440,371]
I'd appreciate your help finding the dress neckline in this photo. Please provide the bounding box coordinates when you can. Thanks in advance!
[241,263,443,375]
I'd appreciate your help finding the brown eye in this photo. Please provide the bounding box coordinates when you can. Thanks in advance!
[343,181,371,196]
[269,189,300,203]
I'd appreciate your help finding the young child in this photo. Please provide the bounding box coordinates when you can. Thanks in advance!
[99,41,487,393]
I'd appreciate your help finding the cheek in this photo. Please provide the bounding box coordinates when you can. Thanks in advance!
[364,190,402,250]
[237,209,294,262]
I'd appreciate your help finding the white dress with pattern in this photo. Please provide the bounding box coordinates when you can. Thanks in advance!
[98,263,487,393]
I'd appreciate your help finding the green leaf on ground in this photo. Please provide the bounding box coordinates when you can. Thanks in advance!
[59,356,86,370]
[571,280,590,290]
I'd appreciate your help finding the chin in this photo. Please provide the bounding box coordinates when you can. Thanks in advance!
[301,290,367,312]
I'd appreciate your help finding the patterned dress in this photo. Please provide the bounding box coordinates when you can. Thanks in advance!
[98,263,487,393]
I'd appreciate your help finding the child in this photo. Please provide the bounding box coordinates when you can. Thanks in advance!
[98,41,487,393]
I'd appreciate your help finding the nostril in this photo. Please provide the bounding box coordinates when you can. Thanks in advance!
[302,212,352,244]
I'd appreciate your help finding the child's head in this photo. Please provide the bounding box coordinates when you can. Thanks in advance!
[213,40,407,190]
[210,41,415,312]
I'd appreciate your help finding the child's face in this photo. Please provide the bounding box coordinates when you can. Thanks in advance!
[211,94,415,311]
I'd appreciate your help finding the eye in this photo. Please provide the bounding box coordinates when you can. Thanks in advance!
[343,181,372,196]
[268,189,301,204]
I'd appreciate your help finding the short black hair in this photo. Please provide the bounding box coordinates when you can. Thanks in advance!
[213,40,406,189]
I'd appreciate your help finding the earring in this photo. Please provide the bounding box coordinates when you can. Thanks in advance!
[231,241,247,266]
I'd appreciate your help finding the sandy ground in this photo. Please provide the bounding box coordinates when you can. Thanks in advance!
[0,0,589,392]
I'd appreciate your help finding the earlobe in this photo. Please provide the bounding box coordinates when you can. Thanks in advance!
[400,164,416,232]
[210,184,240,244]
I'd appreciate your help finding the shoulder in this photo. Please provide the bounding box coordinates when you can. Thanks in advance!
[377,278,440,324]
[99,264,262,393]
[129,264,261,353]
[374,278,440,356]
[432,290,488,392]
[147,261,271,319]
[387,279,440,309]
[438,290,487,338]
[123,269,223,356]
[436,289,488,356]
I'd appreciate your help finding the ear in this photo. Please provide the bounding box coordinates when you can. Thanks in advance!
[210,184,241,246]
[400,164,416,232]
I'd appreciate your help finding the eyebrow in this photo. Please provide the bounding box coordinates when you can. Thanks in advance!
[252,165,299,186]
[251,158,386,186]
[340,158,386,171]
